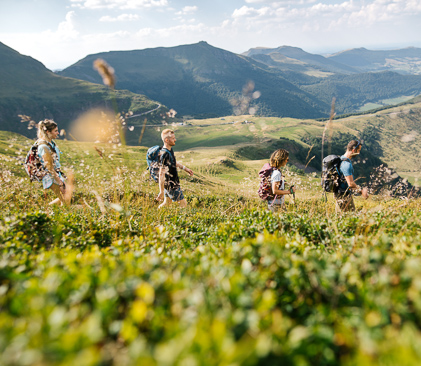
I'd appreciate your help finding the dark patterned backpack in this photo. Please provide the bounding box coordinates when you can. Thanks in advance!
[258,163,276,200]
[321,155,348,193]
[24,140,63,182]
[24,141,48,182]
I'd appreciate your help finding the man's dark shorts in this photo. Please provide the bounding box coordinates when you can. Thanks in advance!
[164,186,185,201]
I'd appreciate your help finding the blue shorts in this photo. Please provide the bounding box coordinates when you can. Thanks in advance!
[164,186,184,202]
[42,173,65,189]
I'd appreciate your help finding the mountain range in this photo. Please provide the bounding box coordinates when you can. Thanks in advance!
[57,41,328,119]
[2,40,421,142]
[58,42,421,119]
[244,46,421,75]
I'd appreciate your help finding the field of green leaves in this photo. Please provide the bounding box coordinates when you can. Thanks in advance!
[1,131,421,365]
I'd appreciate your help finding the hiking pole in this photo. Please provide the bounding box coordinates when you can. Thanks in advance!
[290,185,295,202]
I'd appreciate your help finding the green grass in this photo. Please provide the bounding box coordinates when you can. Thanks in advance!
[1,120,421,365]
[358,95,417,113]
[359,102,384,112]
[136,102,421,177]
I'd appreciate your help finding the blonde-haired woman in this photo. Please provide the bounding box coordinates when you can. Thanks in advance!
[36,120,67,205]
[268,148,296,211]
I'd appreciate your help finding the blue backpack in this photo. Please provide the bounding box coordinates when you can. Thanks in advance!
[146,145,173,182]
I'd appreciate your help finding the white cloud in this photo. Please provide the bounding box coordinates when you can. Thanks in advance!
[70,0,168,9]
[99,13,140,21]
[176,5,198,15]
[48,11,79,39]
[246,0,316,4]
[3,0,421,71]
[135,23,206,38]
[231,0,421,29]
[232,6,257,18]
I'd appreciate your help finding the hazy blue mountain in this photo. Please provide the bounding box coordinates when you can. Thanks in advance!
[0,41,164,138]
[301,71,421,114]
[58,41,330,119]
[243,46,357,75]
[242,45,421,112]
[327,47,421,74]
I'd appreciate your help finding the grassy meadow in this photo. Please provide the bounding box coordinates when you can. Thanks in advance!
[1,125,421,366]
[132,100,421,184]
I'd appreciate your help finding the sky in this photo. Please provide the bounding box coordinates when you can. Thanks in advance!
[1,0,421,70]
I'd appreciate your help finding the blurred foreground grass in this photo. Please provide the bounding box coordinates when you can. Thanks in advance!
[1,132,421,365]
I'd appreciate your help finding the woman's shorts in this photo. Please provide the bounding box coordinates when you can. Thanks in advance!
[42,174,65,190]
[164,186,185,202]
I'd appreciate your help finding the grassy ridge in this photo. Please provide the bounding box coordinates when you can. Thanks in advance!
[136,100,421,185]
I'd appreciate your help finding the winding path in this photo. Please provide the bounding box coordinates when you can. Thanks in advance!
[127,103,161,119]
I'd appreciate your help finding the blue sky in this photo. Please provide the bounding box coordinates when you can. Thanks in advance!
[1,0,421,70]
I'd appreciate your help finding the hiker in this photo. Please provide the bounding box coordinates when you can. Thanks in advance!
[264,148,296,212]
[335,140,369,212]
[156,129,193,208]
[34,120,67,206]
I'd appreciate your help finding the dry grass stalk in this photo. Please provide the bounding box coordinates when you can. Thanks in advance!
[93,59,116,89]
[94,146,104,158]
[138,118,148,145]
[64,170,75,205]
[321,98,336,167]
[92,190,107,214]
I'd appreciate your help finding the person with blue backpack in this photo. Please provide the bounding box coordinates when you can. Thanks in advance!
[334,140,369,212]
[148,129,193,208]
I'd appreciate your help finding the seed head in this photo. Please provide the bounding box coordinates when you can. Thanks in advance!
[93,58,116,89]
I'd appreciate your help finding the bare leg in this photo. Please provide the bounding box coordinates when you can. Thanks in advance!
[158,196,173,209]
[49,184,66,206]
[48,198,61,206]
[178,198,188,208]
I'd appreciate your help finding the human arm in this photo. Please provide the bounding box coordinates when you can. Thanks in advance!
[344,175,369,198]
[272,180,295,196]
[176,162,194,176]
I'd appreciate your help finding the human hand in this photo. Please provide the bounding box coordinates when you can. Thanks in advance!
[156,192,164,201]
[361,187,369,199]
[185,167,194,176]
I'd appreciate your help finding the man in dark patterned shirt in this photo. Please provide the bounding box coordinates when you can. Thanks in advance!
[156,129,194,208]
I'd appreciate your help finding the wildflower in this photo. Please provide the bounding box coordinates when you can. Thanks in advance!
[167,109,177,118]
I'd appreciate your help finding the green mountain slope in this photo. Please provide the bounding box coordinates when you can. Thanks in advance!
[300,71,421,114]
[58,42,330,119]
[0,41,165,138]
[328,47,421,74]
[133,97,421,190]
[59,42,421,118]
